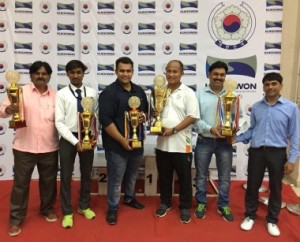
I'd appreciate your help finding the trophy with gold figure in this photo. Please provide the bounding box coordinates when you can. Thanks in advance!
[150,75,170,135]
[78,97,97,151]
[5,70,26,129]
[125,96,144,149]
[217,78,240,137]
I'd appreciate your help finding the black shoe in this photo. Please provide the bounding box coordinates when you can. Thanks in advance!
[124,198,145,210]
[106,210,117,225]
[180,209,191,224]
[217,205,234,222]
[155,204,172,217]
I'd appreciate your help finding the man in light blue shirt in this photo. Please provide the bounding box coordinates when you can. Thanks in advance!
[236,72,300,237]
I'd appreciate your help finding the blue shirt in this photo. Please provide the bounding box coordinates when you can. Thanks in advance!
[236,96,300,163]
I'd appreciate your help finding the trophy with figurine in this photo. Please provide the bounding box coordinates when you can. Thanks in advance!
[5,70,26,129]
[78,97,97,150]
[125,96,145,148]
[217,78,240,137]
[150,75,170,135]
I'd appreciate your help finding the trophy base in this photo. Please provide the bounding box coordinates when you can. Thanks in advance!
[81,142,92,151]
[130,140,142,149]
[150,126,163,135]
[9,120,26,129]
[221,128,233,137]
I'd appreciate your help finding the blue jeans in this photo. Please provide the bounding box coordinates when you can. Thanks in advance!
[194,136,233,206]
[105,150,144,210]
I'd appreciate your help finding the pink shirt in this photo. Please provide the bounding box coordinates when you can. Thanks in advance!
[0,83,58,153]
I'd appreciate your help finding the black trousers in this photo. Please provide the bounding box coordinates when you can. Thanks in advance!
[155,149,192,209]
[59,137,94,215]
[245,147,286,224]
[10,149,58,226]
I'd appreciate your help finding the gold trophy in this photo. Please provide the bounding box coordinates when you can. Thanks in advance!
[125,96,142,148]
[5,70,26,129]
[150,75,170,135]
[220,78,239,137]
[79,97,97,150]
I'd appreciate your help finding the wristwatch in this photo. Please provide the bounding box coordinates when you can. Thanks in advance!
[172,127,178,134]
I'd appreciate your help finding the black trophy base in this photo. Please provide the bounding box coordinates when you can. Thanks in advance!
[150,126,163,135]
[9,120,27,129]
[130,140,142,149]
[221,128,233,137]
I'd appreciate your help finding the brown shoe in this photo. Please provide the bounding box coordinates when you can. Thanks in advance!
[44,213,58,222]
[8,225,21,237]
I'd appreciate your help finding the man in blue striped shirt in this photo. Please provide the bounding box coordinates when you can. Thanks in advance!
[236,72,300,237]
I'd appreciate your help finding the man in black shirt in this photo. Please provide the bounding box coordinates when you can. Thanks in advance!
[99,57,148,225]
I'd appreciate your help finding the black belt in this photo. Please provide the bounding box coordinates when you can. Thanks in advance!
[253,146,286,151]
[198,135,224,142]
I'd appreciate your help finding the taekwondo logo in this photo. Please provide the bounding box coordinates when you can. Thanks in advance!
[81,1,91,13]
[81,43,91,54]
[0,123,7,135]
[40,1,51,13]
[0,164,6,176]
[138,64,155,76]
[183,64,197,76]
[179,43,197,56]
[138,43,155,56]
[0,81,7,93]
[121,1,133,13]
[180,0,198,13]
[57,2,75,15]
[138,22,156,35]
[40,43,51,54]
[162,43,173,55]
[15,1,32,13]
[0,0,7,11]
[265,20,282,33]
[97,23,115,35]
[97,64,114,76]
[40,22,51,34]
[266,0,282,12]
[138,1,156,14]
[264,63,280,72]
[121,43,133,55]
[162,0,174,13]
[14,42,33,55]
[14,63,31,74]
[97,1,115,14]
[162,21,174,34]
[180,22,198,34]
[57,44,75,56]
[0,40,7,52]
[15,21,32,34]
[208,2,255,49]
[265,42,281,55]
[57,64,66,76]
[0,20,7,32]
[0,144,6,156]
[57,23,75,36]
[121,22,133,34]
[81,22,91,34]
[97,43,115,56]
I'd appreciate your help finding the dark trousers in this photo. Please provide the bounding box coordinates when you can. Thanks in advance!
[10,149,58,226]
[245,147,286,224]
[155,149,192,209]
[59,137,94,215]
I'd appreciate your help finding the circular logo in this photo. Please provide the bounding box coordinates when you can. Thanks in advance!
[81,22,91,34]
[0,164,6,176]
[162,22,173,34]
[85,63,91,74]
[208,3,255,49]
[81,42,91,54]
[0,81,7,93]
[40,43,51,54]
[0,122,7,135]
[162,43,173,55]
[40,22,51,34]
[0,144,6,155]
[162,0,174,13]
[81,1,91,13]
[121,43,132,55]
[0,40,7,52]
[39,1,51,13]
[0,20,7,32]
[122,1,132,13]
[0,61,7,73]
[0,1,7,11]
[121,22,132,34]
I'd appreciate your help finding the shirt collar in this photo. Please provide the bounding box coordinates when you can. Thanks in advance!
[70,83,84,91]
[262,95,284,105]
[204,86,226,95]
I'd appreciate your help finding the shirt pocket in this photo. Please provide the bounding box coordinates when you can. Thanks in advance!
[41,102,55,122]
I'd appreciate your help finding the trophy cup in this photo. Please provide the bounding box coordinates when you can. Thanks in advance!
[219,78,239,137]
[125,96,142,148]
[150,75,170,135]
[78,97,97,151]
[5,70,26,129]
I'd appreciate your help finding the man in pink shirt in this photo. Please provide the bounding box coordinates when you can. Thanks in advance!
[0,61,59,237]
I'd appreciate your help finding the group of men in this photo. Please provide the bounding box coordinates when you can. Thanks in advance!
[0,57,299,238]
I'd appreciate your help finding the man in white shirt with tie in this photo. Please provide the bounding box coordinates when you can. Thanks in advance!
[55,60,98,228]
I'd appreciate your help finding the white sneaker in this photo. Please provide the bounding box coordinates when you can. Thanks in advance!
[266,223,280,237]
[240,217,255,231]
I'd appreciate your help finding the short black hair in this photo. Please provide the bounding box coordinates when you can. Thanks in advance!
[209,61,228,73]
[262,72,283,84]
[166,60,184,71]
[65,60,87,72]
[115,57,134,70]
[29,61,52,76]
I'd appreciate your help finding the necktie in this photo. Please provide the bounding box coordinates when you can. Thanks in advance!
[75,89,84,113]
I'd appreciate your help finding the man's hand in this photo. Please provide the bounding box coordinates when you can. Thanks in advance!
[284,162,295,175]
[210,127,225,138]
[76,142,83,152]
[120,138,133,151]
[162,127,173,137]
[5,104,19,115]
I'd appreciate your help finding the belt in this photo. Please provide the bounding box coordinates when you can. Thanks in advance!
[198,134,224,142]
[253,146,286,151]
